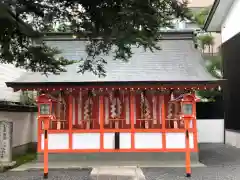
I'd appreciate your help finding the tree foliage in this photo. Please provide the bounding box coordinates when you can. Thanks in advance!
[197,55,222,101]
[0,0,189,76]
[192,7,215,54]
[191,7,222,101]
[198,33,214,54]
[206,55,222,79]
[193,7,210,27]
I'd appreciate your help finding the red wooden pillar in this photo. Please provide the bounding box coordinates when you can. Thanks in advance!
[75,93,79,126]
[185,118,191,177]
[130,90,135,150]
[43,119,49,179]
[193,95,198,152]
[161,95,166,151]
[99,93,104,151]
[68,91,73,150]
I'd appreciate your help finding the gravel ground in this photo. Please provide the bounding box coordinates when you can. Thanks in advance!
[1,144,240,180]
[143,144,240,180]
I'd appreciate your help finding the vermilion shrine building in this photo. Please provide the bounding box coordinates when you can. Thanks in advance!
[6,31,220,162]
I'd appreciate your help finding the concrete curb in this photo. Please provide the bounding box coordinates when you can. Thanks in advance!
[10,162,206,171]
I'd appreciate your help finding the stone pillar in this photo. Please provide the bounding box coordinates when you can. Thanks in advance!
[0,120,13,163]
[0,120,15,169]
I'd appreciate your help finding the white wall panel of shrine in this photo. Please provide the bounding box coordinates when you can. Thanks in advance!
[135,133,162,149]
[103,133,131,149]
[120,133,131,149]
[72,133,100,149]
[166,133,194,149]
[41,133,69,150]
[103,133,115,149]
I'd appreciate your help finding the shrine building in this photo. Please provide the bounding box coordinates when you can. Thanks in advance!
[6,30,221,163]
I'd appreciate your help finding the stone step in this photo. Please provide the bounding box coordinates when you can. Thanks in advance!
[11,161,205,171]
[90,166,145,180]
[37,152,199,163]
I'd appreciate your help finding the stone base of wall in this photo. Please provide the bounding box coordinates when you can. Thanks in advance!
[36,152,199,164]
[12,142,37,157]
[225,130,240,148]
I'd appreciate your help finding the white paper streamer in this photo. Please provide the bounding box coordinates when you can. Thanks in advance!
[105,97,109,124]
[78,91,82,125]
[72,96,75,125]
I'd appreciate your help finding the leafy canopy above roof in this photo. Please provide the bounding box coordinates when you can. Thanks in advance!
[0,0,189,76]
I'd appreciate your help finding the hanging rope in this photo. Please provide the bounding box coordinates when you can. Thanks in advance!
[60,91,66,121]
[110,90,122,119]
[140,90,151,119]
[114,90,121,118]
[167,91,174,128]
[84,90,93,123]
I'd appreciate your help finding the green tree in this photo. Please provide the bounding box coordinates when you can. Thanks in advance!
[198,34,214,54]
[0,0,189,76]
[192,7,222,101]
[197,55,222,101]
[56,24,71,33]
[206,55,222,79]
[192,7,215,55]
[193,7,210,27]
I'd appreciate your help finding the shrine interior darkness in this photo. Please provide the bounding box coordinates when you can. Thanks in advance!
[222,32,240,130]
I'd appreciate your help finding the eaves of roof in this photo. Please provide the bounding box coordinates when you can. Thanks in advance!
[203,0,236,32]
[203,0,220,31]
[41,30,196,41]
[6,80,224,90]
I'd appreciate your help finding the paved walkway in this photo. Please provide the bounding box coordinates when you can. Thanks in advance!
[1,144,240,180]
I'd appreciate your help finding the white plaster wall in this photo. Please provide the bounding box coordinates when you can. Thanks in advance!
[197,119,224,143]
[31,113,38,143]
[0,112,38,147]
[222,0,240,43]
[225,130,240,148]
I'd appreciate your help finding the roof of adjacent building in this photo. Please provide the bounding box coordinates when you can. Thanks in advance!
[6,31,220,88]
[203,0,235,32]
[0,64,26,102]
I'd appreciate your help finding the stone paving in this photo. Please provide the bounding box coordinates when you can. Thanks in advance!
[1,144,240,180]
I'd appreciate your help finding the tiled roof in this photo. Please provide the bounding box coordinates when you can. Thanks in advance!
[0,64,26,101]
[7,32,218,86]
